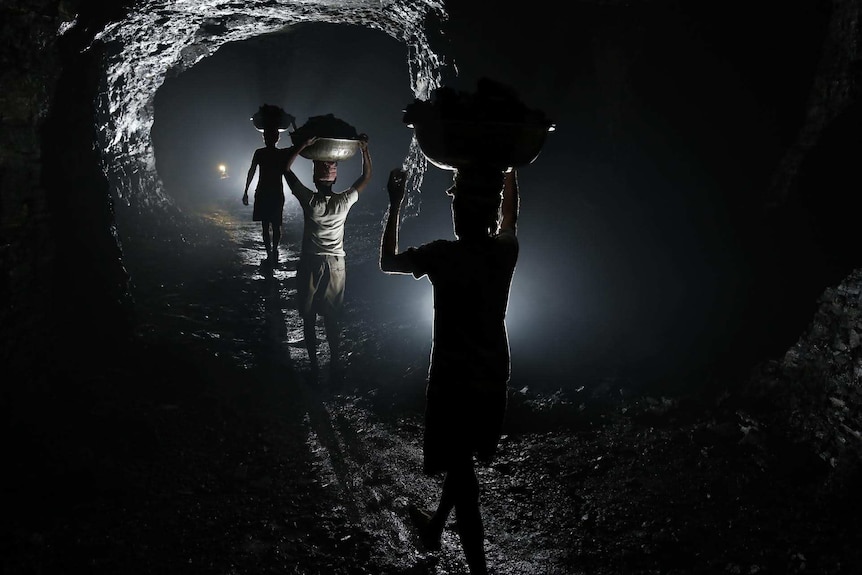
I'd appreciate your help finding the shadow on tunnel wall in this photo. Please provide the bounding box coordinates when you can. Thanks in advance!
[741,98,862,368]
[1,1,140,397]
[794,99,862,283]
[40,28,136,356]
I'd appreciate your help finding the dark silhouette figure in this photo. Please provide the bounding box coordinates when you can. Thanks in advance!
[285,135,372,377]
[381,165,520,574]
[243,127,292,263]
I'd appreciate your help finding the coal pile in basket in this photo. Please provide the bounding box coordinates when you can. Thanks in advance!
[251,104,296,132]
[291,114,360,141]
[402,77,555,171]
[290,114,364,162]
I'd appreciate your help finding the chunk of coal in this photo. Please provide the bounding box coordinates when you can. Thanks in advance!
[291,114,360,142]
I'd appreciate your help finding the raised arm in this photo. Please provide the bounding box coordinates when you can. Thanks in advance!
[350,134,372,194]
[500,168,519,234]
[380,168,414,274]
[283,137,315,197]
[286,136,316,172]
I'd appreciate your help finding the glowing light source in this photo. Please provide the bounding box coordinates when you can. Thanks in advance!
[218,163,228,179]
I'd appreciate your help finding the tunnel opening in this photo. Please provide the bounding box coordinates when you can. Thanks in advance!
[141,21,440,360]
[79,1,448,342]
[150,22,416,216]
[4,0,451,433]
[5,4,450,557]
[96,1,446,213]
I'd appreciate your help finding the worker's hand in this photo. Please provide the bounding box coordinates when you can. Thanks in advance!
[242,192,249,206]
[301,136,318,149]
[357,133,369,149]
[387,168,406,206]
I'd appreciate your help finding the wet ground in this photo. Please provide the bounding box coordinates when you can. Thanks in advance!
[4,198,862,574]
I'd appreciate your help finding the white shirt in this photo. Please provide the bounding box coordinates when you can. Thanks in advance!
[287,174,358,257]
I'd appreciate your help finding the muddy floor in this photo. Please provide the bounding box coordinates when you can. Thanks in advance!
[3,198,862,574]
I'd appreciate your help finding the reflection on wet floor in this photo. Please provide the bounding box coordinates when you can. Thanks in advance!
[214,207,318,366]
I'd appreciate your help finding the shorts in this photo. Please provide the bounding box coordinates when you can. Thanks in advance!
[422,373,507,475]
[296,254,346,317]
[253,189,285,223]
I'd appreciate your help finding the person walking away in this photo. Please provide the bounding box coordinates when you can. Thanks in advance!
[242,127,292,263]
[380,165,520,575]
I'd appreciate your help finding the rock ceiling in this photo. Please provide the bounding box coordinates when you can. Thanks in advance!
[68,0,446,209]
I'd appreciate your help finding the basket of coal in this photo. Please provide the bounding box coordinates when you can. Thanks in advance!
[290,114,363,162]
[251,104,296,133]
[402,78,555,171]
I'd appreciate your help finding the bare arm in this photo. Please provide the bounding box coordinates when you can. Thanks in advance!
[286,137,315,173]
[242,151,259,205]
[350,134,372,194]
[283,137,315,196]
[500,168,519,234]
[380,168,414,274]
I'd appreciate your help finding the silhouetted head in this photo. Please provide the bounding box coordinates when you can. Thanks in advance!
[263,128,280,147]
[450,165,505,239]
[450,165,506,197]
[313,160,338,186]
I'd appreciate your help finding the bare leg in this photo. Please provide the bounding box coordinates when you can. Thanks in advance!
[303,314,318,372]
[430,473,457,533]
[323,314,341,365]
[408,476,452,552]
[272,223,281,260]
[450,461,487,575]
[262,222,272,257]
[411,455,487,575]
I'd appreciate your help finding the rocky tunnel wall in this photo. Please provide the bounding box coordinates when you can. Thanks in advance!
[93,0,446,212]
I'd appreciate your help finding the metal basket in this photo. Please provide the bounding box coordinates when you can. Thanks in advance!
[411,120,554,171]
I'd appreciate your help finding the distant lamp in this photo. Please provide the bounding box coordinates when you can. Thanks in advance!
[218,164,228,179]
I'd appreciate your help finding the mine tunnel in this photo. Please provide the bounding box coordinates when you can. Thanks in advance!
[26,0,446,356]
[7,0,860,393]
[4,0,862,572]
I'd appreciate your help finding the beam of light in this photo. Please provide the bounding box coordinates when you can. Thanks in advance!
[414,281,434,327]
[218,163,228,179]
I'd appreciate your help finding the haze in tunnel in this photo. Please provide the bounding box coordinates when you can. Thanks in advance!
[10,2,862,572]
[151,23,416,213]
[432,1,834,391]
[139,0,835,397]
[148,20,452,372]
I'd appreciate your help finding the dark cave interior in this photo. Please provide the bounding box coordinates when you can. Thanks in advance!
[4,0,862,572]
[14,0,859,384]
